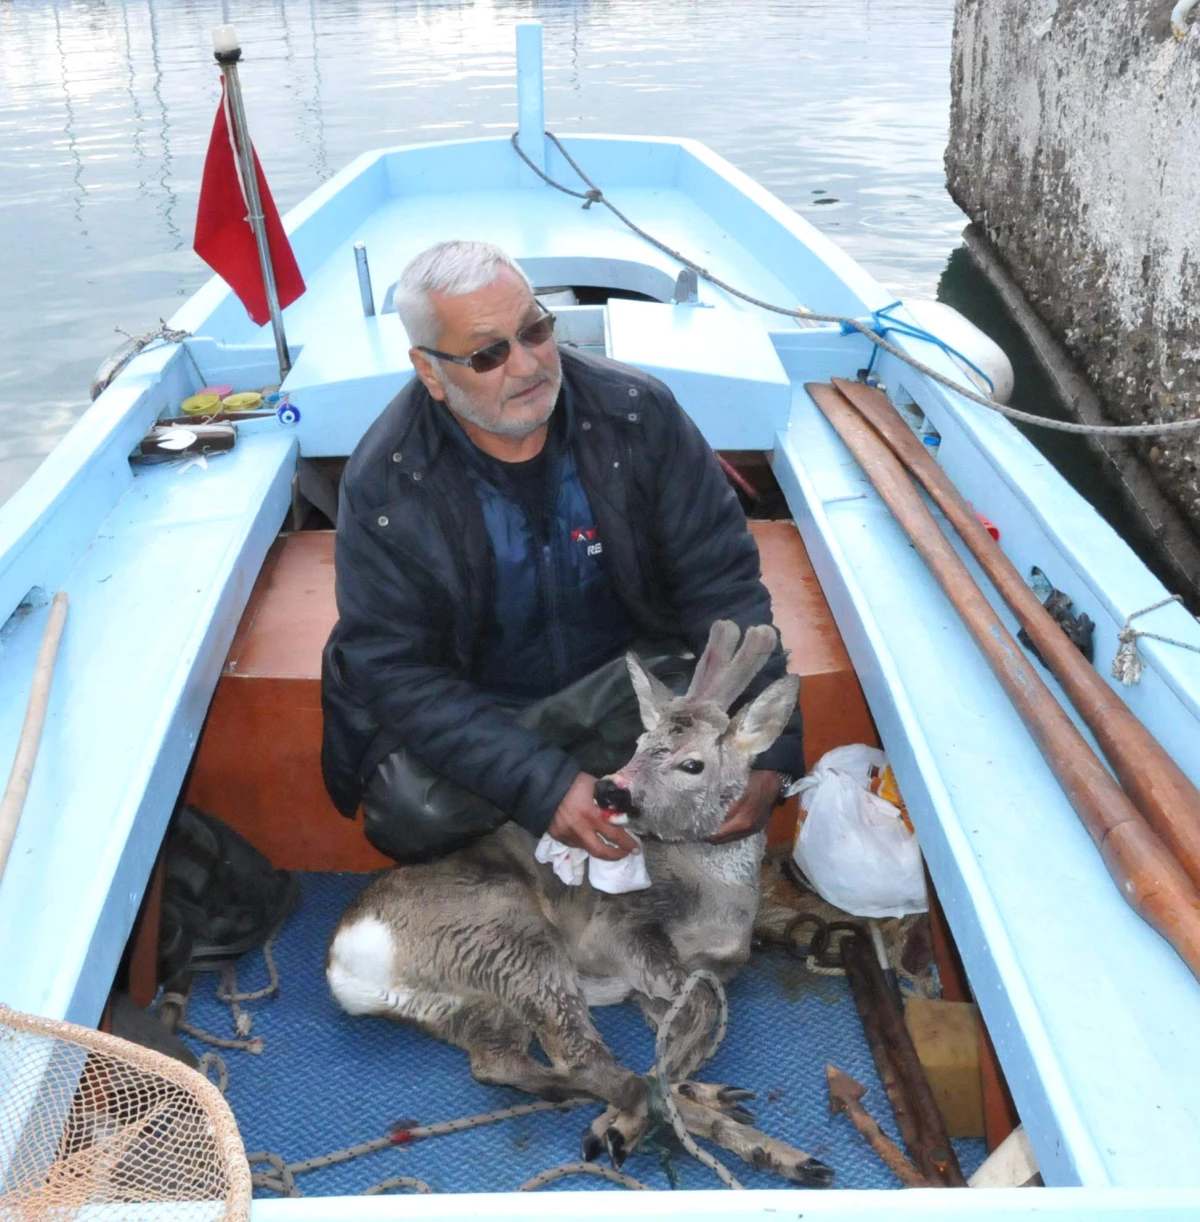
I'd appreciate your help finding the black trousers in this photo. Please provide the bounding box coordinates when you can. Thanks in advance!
[362,645,693,864]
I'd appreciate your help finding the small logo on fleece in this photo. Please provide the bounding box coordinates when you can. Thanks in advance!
[572,527,603,556]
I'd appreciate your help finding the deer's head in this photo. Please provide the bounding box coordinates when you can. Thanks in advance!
[594,621,799,841]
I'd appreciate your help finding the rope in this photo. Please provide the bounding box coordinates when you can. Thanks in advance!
[101,321,204,395]
[197,1051,230,1094]
[164,938,281,1055]
[648,969,742,1190]
[1111,595,1200,685]
[517,1162,651,1191]
[363,1175,435,1195]
[216,935,281,1037]
[512,131,1200,439]
[246,1098,594,1196]
[176,1020,264,1054]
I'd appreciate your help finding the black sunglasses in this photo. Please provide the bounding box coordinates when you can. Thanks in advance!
[417,311,557,374]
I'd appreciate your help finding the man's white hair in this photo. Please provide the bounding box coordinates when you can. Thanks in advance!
[394,240,531,348]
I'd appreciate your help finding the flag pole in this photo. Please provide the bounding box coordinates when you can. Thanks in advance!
[211,24,291,379]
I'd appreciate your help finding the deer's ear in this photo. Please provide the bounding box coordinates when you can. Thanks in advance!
[729,675,800,756]
[626,652,672,731]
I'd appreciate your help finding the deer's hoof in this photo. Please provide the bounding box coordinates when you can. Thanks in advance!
[675,1081,756,1122]
[580,1128,604,1162]
[799,1157,835,1188]
[604,1127,627,1169]
[717,1086,756,1103]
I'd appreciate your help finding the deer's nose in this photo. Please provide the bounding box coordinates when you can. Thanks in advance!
[594,776,639,818]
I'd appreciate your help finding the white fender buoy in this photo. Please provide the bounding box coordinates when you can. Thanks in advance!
[902,299,1015,405]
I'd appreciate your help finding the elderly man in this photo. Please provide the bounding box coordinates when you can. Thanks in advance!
[321,240,802,864]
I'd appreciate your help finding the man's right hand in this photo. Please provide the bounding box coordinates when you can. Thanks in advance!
[547,772,639,861]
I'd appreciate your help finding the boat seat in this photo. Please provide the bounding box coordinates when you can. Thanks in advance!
[0,432,297,1025]
[185,520,876,872]
[606,299,793,450]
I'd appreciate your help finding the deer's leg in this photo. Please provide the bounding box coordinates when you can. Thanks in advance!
[496,954,644,1113]
[444,1001,577,1102]
[674,1097,834,1188]
[583,931,726,1165]
[430,910,646,1115]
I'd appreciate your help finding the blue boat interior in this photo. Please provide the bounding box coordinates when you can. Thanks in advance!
[4,110,1200,1207]
[177,872,988,1195]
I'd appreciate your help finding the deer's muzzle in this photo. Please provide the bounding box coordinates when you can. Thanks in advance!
[594,776,640,818]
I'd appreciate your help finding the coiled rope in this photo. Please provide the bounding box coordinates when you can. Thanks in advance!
[512,130,1200,439]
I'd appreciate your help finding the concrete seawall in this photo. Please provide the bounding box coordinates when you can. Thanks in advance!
[946,0,1200,549]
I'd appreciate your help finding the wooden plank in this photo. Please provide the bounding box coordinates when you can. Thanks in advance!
[749,520,877,847]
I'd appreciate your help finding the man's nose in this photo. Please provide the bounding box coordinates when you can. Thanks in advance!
[504,332,540,378]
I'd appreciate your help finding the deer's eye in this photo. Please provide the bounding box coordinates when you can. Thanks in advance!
[677,759,705,775]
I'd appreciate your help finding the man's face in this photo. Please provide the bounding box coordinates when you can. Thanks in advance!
[411,268,562,439]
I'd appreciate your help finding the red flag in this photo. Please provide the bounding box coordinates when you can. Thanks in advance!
[193,80,305,326]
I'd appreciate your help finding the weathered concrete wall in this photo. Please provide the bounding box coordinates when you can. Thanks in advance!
[947,0,1200,534]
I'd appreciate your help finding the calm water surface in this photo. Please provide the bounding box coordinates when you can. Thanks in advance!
[0,0,965,504]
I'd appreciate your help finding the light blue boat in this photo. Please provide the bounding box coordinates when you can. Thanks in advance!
[3,20,1200,1221]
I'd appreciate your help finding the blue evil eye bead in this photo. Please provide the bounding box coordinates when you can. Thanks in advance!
[276,400,301,426]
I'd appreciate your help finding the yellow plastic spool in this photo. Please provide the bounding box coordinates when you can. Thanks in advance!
[180,392,221,416]
[222,392,264,413]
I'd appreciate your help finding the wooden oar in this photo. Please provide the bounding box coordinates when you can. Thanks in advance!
[0,592,69,884]
[808,384,1200,980]
[830,376,1200,896]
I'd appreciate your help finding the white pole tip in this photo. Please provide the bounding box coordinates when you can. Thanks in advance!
[212,24,240,54]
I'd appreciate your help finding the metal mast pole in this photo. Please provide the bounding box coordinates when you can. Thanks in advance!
[211,24,291,379]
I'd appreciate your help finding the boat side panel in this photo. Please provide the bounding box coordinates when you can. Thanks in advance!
[773,389,1200,1188]
[875,350,1200,779]
[0,345,193,626]
[0,433,296,1023]
[248,1186,1200,1220]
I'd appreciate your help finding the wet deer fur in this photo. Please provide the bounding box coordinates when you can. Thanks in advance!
[327,622,799,1133]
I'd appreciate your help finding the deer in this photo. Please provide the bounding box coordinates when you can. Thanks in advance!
[326,621,833,1186]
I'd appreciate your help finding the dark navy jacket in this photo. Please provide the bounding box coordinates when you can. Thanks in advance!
[321,346,803,834]
[451,398,634,700]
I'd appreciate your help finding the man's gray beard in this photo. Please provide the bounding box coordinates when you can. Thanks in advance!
[439,368,561,439]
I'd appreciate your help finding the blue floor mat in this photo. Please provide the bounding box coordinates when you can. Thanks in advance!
[178,872,986,1195]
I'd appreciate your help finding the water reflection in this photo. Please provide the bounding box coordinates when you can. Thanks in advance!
[0,0,962,504]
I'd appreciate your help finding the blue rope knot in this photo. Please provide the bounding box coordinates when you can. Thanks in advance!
[844,300,997,393]
[582,187,603,210]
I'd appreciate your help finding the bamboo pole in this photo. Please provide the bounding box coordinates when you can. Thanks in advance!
[808,384,1200,979]
[831,376,1200,895]
[0,592,69,883]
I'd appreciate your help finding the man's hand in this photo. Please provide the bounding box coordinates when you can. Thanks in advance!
[706,770,781,845]
[547,772,640,861]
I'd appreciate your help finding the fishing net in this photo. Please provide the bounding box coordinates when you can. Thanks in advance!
[0,1004,250,1221]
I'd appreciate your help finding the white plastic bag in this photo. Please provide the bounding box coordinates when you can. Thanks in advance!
[792,745,927,918]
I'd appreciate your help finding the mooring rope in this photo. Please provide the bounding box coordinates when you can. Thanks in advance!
[511,130,1200,439]
[95,321,204,399]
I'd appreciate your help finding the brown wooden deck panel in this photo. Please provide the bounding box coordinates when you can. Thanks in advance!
[186,521,876,870]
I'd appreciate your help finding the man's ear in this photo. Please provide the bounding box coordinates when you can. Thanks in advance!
[626,653,672,731]
[410,349,446,401]
[728,675,800,757]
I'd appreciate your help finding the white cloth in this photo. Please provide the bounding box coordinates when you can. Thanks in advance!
[534,833,652,894]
